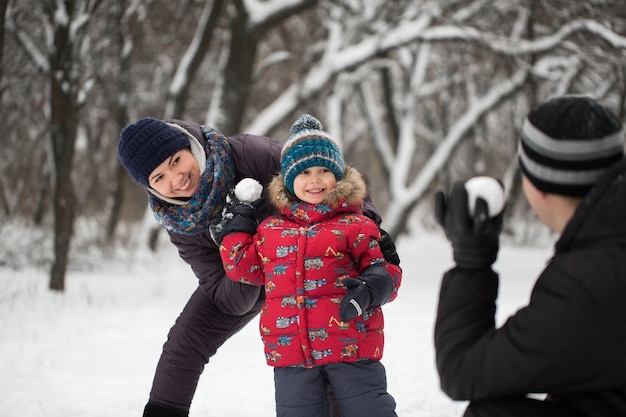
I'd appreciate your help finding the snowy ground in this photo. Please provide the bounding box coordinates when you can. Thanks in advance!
[0,230,552,417]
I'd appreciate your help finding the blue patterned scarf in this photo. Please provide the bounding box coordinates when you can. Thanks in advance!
[149,126,235,235]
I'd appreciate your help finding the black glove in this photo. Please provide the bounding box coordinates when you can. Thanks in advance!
[143,402,188,417]
[379,228,400,266]
[210,189,259,245]
[339,266,395,322]
[434,181,503,269]
[340,278,371,322]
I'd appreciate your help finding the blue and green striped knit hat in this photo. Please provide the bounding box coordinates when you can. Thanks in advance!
[281,114,345,195]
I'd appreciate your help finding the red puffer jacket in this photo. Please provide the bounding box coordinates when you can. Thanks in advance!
[221,167,402,367]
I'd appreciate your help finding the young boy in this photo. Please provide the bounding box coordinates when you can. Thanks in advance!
[214,114,402,417]
[434,95,626,417]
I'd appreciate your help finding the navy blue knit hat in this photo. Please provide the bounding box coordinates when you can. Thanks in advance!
[281,114,345,195]
[118,118,191,188]
[519,96,624,197]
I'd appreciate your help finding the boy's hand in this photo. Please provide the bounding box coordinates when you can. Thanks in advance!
[339,278,372,322]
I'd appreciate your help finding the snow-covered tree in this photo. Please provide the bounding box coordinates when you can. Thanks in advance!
[1,0,625,284]
[242,0,626,236]
[6,0,106,289]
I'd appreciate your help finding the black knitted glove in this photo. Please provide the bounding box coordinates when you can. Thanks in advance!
[210,189,259,245]
[143,402,188,417]
[434,181,503,269]
[379,228,400,266]
[339,266,395,322]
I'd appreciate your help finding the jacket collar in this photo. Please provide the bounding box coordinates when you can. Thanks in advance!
[556,158,626,252]
[267,166,367,224]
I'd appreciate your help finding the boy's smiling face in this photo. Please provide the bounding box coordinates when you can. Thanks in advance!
[293,166,337,205]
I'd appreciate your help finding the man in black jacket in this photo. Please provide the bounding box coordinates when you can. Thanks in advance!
[433,95,626,417]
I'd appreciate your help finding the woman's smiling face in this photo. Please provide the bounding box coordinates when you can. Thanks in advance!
[148,148,200,198]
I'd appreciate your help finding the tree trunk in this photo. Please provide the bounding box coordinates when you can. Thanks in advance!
[47,0,79,291]
[106,0,132,245]
[106,162,126,243]
[220,7,259,135]
[0,0,8,89]
[49,110,78,290]
[49,165,76,291]
[164,0,225,119]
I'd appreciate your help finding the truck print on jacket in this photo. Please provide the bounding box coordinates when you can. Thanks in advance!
[219,167,402,368]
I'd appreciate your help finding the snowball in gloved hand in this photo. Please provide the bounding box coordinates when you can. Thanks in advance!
[234,178,263,203]
[464,176,504,218]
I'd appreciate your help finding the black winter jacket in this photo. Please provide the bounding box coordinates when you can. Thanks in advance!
[435,158,626,417]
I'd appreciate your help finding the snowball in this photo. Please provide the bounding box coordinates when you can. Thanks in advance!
[465,176,505,217]
[234,178,263,203]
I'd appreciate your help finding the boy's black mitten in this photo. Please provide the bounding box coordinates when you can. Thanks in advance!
[210,189,259,245]
[434,181,503,269]
[379,228,401,266]
[339,278,371,322]
[339,266,394,322]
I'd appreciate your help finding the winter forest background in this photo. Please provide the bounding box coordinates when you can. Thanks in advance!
[1,0,626,289]
[1,1,625,416]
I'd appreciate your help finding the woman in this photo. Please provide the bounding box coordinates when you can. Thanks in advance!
[117,117,399,417]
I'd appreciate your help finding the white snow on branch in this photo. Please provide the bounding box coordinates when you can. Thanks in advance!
[420,19,626,53]
[15,30,49,72]
[245,0,313,29]
[168,1,214,97]
[409,68,528,197]
[382,68,528,230]
[54,0,70,27]
[245,13,435,135]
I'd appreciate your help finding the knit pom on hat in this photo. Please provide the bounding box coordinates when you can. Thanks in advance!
[118,117,191,188]
[290,113,324,134]
[519,95,624,197]
[281,114,346,195]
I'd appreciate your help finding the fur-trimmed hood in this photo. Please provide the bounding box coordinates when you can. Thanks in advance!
[268,166,367,212]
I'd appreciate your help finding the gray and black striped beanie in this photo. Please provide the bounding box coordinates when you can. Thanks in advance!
[519,95,624,197]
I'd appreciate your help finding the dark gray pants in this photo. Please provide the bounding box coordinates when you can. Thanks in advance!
[274,360,397,417]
